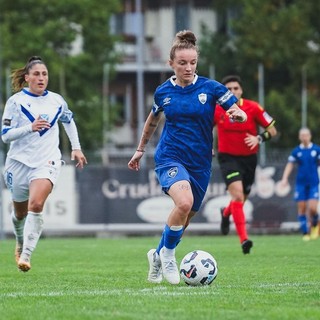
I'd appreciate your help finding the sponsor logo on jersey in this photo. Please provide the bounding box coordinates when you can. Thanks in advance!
[198,93,207,104]
[167,167,178,178]
[163,97,171,106]
[3,119,11,126]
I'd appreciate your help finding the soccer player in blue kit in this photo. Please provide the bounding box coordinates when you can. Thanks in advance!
[128,30,247,285]
[1,56,87,272]
[280,127,320,241]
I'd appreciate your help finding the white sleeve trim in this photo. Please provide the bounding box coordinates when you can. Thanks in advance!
[62,119,81,150]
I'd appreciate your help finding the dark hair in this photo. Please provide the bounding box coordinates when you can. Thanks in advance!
[25,56,45,71]
[221,75,242,86]
[11,56,46,92]
[169,30,199,60]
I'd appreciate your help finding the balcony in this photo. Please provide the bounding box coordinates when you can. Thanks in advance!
[114,40,172,73]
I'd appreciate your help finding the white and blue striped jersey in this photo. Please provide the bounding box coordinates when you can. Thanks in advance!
[1,88,80,168]
[152,75,237,171]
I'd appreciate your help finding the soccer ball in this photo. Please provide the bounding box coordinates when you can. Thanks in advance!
[180,250,218,286]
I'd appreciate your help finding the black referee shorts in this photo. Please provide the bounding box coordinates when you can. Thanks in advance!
[217,153,258,195]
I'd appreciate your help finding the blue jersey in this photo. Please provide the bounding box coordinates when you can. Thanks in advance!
[288,143,320,186]
[152,75,237,171]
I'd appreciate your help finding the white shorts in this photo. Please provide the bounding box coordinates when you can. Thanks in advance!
[3,158,62,202]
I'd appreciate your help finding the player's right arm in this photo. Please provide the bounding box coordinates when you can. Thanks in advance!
[280,161,295,186]
[1,97,51,143]
[1,98,33,143]
[128,111,162,171]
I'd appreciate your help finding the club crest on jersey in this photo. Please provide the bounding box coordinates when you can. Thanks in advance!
[168,167,178,178]
[40,114,49,121]
[198,93,207,104]
[311,150,317,157]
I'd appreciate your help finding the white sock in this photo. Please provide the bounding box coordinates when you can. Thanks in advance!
[11,211,26,245]
[170,225,183,231]
[22,212,44,257]
[162,247,176,258]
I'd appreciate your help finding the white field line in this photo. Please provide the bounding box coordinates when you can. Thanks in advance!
[1,286,212,298]
[0,282,318,299]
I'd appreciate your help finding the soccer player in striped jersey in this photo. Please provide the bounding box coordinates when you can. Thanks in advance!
[1,56,87,272]
[128,31,247,284]
[214,75,277,254]
[280,128,320,241]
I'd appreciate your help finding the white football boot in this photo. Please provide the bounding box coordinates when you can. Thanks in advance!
[147,249,162,283]
[159,247,180,285]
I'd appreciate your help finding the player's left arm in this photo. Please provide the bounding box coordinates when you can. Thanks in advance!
[59,99,87,168]
[226,103,247,123]
[215,81,246,123]
[71,149,88,169]
[62,120,87,169]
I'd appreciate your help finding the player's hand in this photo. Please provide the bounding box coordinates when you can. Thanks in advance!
[226,106,247,123]
[32,116,51,132]
[244,133,259,150]
[71,150,88,169]
[279,178,289,188]
[128,150,144,171]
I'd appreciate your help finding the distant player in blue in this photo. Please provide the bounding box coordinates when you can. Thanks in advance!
[128,30,247,285]
[280,127,320,241]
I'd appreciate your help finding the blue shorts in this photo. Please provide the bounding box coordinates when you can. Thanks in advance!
[155,162,211,212]
[294,184,319,201]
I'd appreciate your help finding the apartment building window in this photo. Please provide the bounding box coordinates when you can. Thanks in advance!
[110,13,140,36]
[110,14,124,35]
[175,1,190,32]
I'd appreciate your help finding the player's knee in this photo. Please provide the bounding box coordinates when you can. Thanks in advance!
[28,200,45,213]
[176,198,193,215]
[229,190,245,202]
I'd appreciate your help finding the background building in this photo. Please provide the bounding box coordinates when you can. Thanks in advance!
[105,0,217,152]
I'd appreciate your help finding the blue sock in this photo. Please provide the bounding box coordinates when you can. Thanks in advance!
[298,215,308,234]
[156,230,165,254]
[163,224,184,249]
[156,225,184,253]
[311,214,319,227]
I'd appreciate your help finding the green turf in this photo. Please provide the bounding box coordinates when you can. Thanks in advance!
[0,235,319,320]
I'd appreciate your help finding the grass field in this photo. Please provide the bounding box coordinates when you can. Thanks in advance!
[0,235,319,320]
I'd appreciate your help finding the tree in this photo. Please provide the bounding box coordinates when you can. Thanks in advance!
[200,0,320,148]
[0,0,121,156]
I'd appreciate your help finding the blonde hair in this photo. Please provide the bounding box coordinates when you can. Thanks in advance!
[11,56,46,92]
[169,30,199,61]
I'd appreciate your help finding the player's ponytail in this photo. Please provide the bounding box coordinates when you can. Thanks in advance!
[11,56,46,92]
